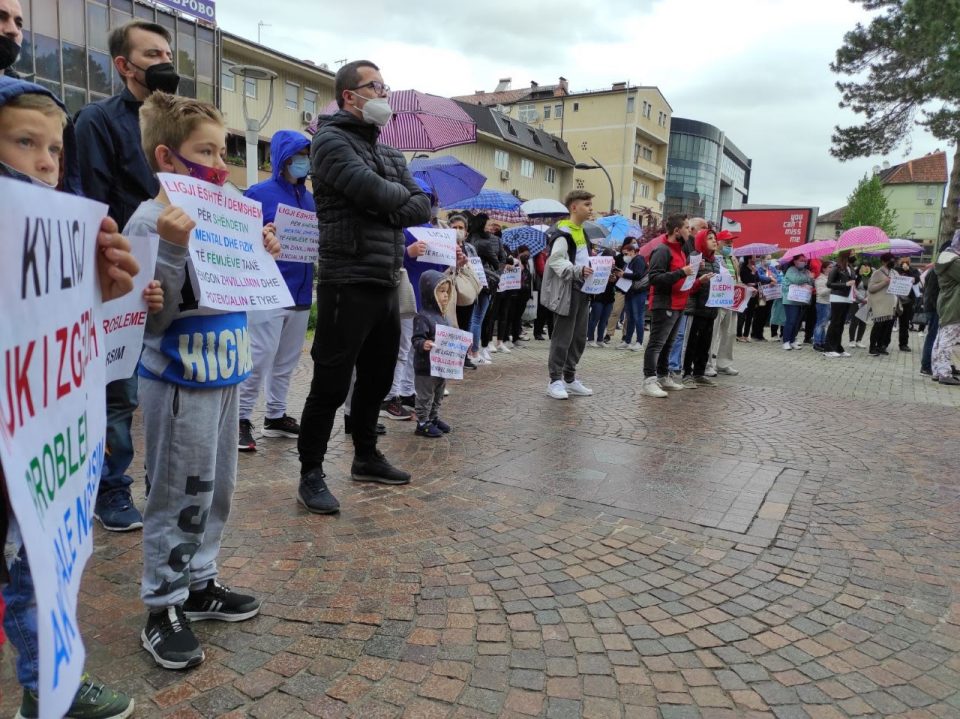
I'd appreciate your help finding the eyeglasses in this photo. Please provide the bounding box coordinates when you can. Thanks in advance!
[351,81,390,96]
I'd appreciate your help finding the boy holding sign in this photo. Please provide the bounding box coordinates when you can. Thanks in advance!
[130,93,281,670]
[411,271,456,437]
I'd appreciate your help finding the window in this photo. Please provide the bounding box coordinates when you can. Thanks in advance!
[632,180,638,202]
[517,103,537,122]
[627,96,635,114]
[640,183,651,199]
[545,167,557,183]
[543,105,551,119]
[304,88,318,115]
[658,111,668,127]
[221,59,235,92]
[244,76,257,99]
[914,213,924,227]
[634,143,641,163]
[573,102,579,112]
[554,104,563,119]
[494,150,510,170]
[643,147,654,162]
[642,100,651,118]
[285,82,299,110]
[925,213,935,227]
[521,159,534,178]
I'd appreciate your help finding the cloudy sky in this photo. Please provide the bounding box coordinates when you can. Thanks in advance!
[218,0,947,215]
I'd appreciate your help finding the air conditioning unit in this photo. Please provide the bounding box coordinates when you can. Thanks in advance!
[925,198,934,205]
[301,110,315,124]
[500,169,511,181]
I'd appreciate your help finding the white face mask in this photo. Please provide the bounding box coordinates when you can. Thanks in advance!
[353,93,393,127]
[455,229,466,241]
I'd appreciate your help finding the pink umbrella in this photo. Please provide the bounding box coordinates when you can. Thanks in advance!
[733,242,780,257]
[780,240,838,264]
[836,225,890,253]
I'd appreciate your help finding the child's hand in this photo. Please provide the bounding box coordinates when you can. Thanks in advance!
[423,340,434,351]
[97,217,139,302]
[143,280,163,313]
[263,223,282,258]
[157,205,195,247]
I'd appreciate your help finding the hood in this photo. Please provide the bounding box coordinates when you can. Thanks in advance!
[809,258,823,277]
[467,212,489,237]
[694,229,716,260]
[314,109,380,142]
[418,269,449,315]
[269,129,310,183]
[0,76,81,195]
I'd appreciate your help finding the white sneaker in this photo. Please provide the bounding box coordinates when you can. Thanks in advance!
[444,388,450,396]
[824,351,841,358]
[704,366,718,377]
[596,341,606,349]
[629,342,642,351]
[547,380,569,400]
[564,379,594,396]
[660,374,684,391]
[840,351,852,357]
[642,376,668,398]
[616,341,630,350]
[791,342,802,350]
[503,340,514,349]
[480,348,493,362]
[783,342,793,351]
[487,344,498,354]
[498,343,512,354]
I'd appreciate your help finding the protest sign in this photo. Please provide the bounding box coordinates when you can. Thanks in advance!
[615,276,633,293]
[467,256,488,288]
[102,233,159,382]
[0,178,109,719]
[408,226,457,267]
[158,174,294,312]
[681,253,702,291]
[705,275,735,308]
[912,283,921,298]
[498,268,522,292]
[430,324,473,380]
[786,284,813,303]
[887,274,914,297]
[274,203,319,263]
[732,284,756,313]
[582,256,615,295]
[760,284,782,300]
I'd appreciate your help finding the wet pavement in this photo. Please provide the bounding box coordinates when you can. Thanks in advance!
[2,328,959,718]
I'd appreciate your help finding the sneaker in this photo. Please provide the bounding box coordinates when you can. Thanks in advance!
[920,367,933,376]
[17,676,135,719]
[352,450,411,485]
[238,419,257,451]
[642,376,668,398]
[400,394,416,408]
[480,348,493,362]
[660,374,684,391]
[900,346,912,352]
[869,349,881,356]
[497,342,512,354]
[879,349,890,355]
[487,344,499,354]
[141,605,204,670]
[298,468,340,513]
[783,342,793,351]
[262,414,300,438]
[344,415,387,435]
[824,351,841,358]
[694,376,717,387]
[184,579,261,622]
[464,356,478,370]
[503,340,514,349]
[937,375,960,385]
[595,341,606,349]
[94,490,143,532]
[813,344,826,352]
[839,351,852,357]
[615,341,630,350]
[716,366,739,376]
[791,342,803,350]
[432,417,451,434]
[629,342,642,351]
[681,375,698,389]
[547,380,569,400]
[704,367,718,377]
[564,379,594,396]
[380,398,414,420]
[415,421,444,438]
[443,388,450,397]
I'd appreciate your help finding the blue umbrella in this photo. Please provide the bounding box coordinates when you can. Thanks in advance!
[446,188,522,212]
[409,155,486,207]
[501,226,547,255]
[596,214,642,243]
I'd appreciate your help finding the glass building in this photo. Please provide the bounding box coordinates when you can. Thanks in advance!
[664,118,751,223]
[12,0,219,117]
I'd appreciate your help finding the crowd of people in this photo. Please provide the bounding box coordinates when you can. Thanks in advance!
[1,8,958,717]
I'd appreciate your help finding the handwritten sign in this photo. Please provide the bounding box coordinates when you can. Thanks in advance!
[786,284,813,303]
[582,255,614,295]
[681,253,702,291]
[102,233,159,382]
[274,203,318,263]
[409,226,457,267]
[760,283,782,300]
[887,274,914,297]
[732,284,756,313]
[0,178,109,719]
[430,324,473,380]
[705,275,735,308]
[467,256,488,288]
[158,174,294,312]
[615,276,633,293]
[498,268,522,292]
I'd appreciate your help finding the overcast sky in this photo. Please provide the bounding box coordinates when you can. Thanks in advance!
[218,0,948,215]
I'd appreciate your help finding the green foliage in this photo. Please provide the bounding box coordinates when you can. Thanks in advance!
[842,174,900,236]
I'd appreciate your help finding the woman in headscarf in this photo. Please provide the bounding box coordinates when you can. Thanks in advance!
[867,252,900,356]
[931,231,960,385]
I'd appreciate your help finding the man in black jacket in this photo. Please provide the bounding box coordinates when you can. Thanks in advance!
[0,0,22,77]
[296,60,431,514]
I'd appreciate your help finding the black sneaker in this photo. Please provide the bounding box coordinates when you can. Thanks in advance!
[400,394,416,408]
[344,415,386,435]
[94,490,143,532]
[262,414,300,438]
[351,450,411,485]
[900,346,912,352]
[184,579,261,622]
[464,356,478,370]
[414,421,443,438]
[141,605,204,670]
[17,675,134,718]
[380,398,414,420]
[238,419,257,451]
[920,367,932,376]
[298,468,340,514]
[432,417,451,433]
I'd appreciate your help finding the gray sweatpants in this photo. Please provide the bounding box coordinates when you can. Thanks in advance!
[140,376,238,609]
[548,292,590,382]
[414,375,445,424]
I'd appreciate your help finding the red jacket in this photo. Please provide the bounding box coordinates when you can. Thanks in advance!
[648,239,701,311]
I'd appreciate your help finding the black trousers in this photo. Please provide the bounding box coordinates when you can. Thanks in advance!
[825,302,848,353]
[534,296,554,338]
[497,290,521,342]
[898,302,915,348]
[481,292,500,346]
[298,283,400,473]
[456,301,475,332]
[869,318,895,352]
[683,315,715,377]
[751,302,770,339]
[802,302,817,341]
[737,298,756,337]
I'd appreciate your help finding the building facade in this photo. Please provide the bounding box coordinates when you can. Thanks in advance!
[664,118,751,224]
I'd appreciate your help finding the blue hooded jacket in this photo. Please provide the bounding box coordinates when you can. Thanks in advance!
[244,130,316,307]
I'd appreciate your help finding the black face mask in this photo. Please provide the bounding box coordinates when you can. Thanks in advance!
[0,35,20,71]
[126,58,180,94]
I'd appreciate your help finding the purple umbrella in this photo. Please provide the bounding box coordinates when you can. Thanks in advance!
[733,242,780,257]
[863,238,924,256]
[410,155,486,207]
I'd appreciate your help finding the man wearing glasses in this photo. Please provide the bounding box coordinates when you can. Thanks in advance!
[295,60,431,514]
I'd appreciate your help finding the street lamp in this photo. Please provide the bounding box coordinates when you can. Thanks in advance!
[229,64,278,189]
[574,156,615,214]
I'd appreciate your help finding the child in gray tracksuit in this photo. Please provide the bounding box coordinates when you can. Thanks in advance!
[411,271,453,438]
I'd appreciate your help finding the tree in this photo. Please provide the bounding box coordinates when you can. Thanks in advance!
[831,0,960,247]
[842,174,900,235]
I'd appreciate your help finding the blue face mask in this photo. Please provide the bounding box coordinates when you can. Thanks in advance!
[721,245,732,256]
[288,156,310,179]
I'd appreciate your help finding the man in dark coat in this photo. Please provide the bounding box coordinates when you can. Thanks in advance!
[296,60,431,514]
[0,0,23,77]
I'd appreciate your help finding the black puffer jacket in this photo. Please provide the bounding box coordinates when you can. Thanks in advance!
[310,110,431,286]
[467,213,508,280]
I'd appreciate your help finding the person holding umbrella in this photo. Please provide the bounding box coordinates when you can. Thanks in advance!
[823,251,856,358]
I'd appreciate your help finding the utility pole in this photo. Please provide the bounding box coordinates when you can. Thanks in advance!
[257,20,271,44]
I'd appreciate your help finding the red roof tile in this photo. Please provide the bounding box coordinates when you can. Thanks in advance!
[878,151,948,185]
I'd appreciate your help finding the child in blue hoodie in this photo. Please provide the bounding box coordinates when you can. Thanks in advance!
[411,271,454,438]
[237,130,316,451]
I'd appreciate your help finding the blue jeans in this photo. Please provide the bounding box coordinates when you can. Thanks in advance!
[921,312,939,372]
[783,304,804,344]
[668,315,689,372]
[99,373,138,500]
[813,304,830,346]
[587,301,614,342]
[470,292,491,353]
[623,292,647,344]
[2,546,39,691]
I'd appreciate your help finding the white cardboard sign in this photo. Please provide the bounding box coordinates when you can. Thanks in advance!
[581,255,615,295]
[887,274,914,297]
[102,233,159,382]
[274,203,319,263]
[430,324,474,380]
[409,227,457,267]
[467,256,488,288]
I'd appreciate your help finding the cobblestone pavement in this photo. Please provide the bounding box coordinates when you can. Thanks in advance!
[3,328,959,718]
